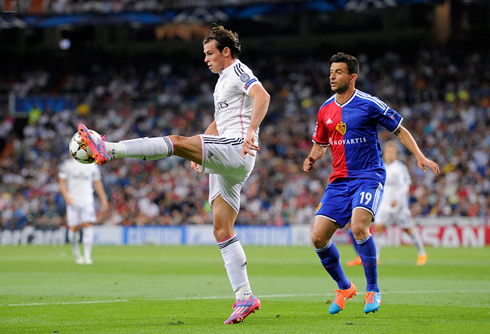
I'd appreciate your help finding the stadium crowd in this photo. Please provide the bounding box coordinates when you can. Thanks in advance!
[13,0,297,14]
[1,49,489,230]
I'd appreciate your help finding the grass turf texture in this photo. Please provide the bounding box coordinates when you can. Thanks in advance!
[1,245,489,333]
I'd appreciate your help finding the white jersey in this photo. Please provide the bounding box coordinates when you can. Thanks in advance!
[59,158,101,205]
[378,160,411,214]
[213,59,261,142]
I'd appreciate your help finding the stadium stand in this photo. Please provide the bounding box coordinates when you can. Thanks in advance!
[1,0,489,230]
[1,48,489,230]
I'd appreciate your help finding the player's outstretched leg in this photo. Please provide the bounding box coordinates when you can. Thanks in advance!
[364,291,382,314]
[224,295,261,324]
[78,124,111,165]
[330,281,357,314]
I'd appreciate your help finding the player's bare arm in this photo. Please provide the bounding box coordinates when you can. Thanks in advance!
[94,180,109,211]
[394,125,440,175]
[241,84,270,158]
[303,143,328,172]
[59,178,73,205]
[204,120,219,136]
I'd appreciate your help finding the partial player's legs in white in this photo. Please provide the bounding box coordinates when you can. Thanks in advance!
[106,137,174,160]
[405,228,426,256]
[373,225,384,260]
[82,225,94,265]
[105,135,206,166]
[213,196,253,301]
[218,235,253,301]
[68,229,83,264]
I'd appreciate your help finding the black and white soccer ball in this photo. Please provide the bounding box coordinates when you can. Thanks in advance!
[68,130,101,164]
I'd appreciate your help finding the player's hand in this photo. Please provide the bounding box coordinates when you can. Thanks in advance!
[417,157,440,175]
[191,161,200,173]
[241,134,260,158]
[101,200,109,212]
[303,156,316,172]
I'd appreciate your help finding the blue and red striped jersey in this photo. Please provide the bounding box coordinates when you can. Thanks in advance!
[312,89,403,184]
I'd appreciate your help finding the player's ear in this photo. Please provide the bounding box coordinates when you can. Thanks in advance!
[222,47,231,57]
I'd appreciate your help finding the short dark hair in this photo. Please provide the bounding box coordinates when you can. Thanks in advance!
[203,24,241,59]
[329,52,359,75]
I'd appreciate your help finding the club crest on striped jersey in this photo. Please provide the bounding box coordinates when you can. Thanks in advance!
[336,122,346,135]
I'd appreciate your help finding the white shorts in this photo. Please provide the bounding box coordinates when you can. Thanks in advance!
[66,203,96,227]
[198,135,256,213]
[375,205,413,229]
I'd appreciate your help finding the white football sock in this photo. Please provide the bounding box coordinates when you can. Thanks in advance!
[68,229,81,259]
[106,137,174,160]
[217,235,253,301]
[82,227,94,261]
[407,229,426,256]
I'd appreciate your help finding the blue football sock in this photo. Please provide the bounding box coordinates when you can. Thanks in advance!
[348,229,359,256]
[315,240,351,290]
[357,235,379,292]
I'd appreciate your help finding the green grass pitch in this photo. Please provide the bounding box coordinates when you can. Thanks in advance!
[1,245,489,333]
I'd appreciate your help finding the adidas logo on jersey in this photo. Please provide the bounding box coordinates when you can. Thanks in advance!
[208,152,214,159]
[327,118,333,124]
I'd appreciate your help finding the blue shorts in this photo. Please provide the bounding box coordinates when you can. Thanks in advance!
[315,178,384,227]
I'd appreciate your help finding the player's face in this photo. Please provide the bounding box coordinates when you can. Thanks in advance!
[330,62,353,94]
[383,146,398,164]
[204,40,226,74]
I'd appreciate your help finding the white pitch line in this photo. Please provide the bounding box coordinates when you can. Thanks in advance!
[150,289,490,301]
[6,289,490,306]
[8,299,127,307]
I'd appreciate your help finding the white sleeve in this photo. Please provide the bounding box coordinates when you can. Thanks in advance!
[59,161,68,179]
[230,61,261,95]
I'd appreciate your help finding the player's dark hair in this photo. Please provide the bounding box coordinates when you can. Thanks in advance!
[329,52,359,75]
[203,24,241,59]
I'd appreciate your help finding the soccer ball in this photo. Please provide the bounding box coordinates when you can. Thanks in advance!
[68,130,100,164]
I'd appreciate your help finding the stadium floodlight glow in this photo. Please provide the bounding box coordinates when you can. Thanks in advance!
[59,38,71,50]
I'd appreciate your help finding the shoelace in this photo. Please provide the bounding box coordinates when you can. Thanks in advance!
[333,289,344,303]
[364,292,375,304]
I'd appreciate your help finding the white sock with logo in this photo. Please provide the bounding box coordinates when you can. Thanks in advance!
[217,235,253,301]
[408,229,426,256]
[105,137,174,160]
[82,227,94,261]
[68,229,81,259]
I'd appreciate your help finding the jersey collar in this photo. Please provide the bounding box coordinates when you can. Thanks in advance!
[220,59,240,76]
[334,89,358,107]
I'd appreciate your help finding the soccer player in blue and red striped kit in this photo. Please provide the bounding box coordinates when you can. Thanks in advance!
[303,52,440,314]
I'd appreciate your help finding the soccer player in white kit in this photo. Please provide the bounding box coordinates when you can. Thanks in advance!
[77,25,270,324]
[59,158,109,265]
[373,141,428,265]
